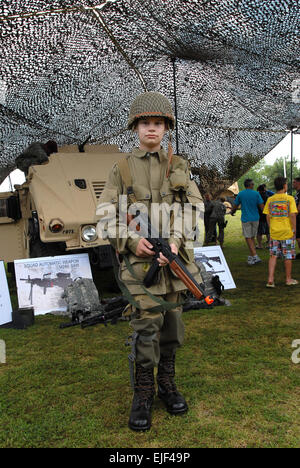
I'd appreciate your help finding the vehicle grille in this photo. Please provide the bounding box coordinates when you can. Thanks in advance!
[92,181,106,200]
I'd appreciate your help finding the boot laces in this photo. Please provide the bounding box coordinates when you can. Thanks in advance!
[157,356,178,394]
[134,366,155,407]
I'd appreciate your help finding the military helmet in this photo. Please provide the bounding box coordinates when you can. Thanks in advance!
[127,91,175,130]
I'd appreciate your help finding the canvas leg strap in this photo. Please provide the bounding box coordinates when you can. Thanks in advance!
[126,331,157,388]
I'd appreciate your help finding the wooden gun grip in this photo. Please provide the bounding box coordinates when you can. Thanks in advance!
[170,260,203,300]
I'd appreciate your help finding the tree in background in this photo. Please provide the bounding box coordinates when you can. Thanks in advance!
[238,157,300,194]
[237,160,266,191]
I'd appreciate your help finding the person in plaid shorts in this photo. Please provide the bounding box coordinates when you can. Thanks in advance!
[263,177,298,287]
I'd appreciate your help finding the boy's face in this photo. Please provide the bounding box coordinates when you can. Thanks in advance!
[135,117,167,151]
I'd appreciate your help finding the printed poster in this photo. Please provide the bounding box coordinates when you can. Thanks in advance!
[194,245,236,290]
[0,261,13,325]
[14,253,93,315]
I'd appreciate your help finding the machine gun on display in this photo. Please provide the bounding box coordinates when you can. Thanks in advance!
[20,272,73,304]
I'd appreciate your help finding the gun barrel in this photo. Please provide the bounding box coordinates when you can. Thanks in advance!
[59,320,80,329]
[80,315,106,329]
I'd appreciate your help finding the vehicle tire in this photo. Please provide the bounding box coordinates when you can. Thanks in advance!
[91,264,120,294]
[107,270,120,293]
[7,262,16,280]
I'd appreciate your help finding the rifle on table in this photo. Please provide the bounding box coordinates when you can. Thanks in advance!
[128,211,214,305]
[80,296,129,328]
[80,306,125,328]
[59,296,129,329]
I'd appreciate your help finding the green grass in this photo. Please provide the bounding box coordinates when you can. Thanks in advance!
[0,213,300,448]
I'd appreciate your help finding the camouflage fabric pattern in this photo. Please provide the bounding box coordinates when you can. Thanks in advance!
[61,278,103,321]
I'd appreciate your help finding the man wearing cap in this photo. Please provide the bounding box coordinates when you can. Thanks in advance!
[97,92,204,431]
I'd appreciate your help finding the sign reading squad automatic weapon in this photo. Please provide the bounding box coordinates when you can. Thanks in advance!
[14,254,93,315]
[0,261,13,326]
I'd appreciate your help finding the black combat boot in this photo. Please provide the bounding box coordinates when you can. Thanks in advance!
[157,354,188,415]
[128,364,155,431]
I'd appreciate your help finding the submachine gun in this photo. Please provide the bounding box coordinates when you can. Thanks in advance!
[128,210,215,306]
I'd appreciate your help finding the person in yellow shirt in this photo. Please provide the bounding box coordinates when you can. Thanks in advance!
[263,177,298,287]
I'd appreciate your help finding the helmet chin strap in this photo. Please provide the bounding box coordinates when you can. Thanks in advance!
[166,129,173,179]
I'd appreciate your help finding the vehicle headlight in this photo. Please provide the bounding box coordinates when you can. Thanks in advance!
[81,225,98,242]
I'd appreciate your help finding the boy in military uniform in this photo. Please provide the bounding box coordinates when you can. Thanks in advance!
[97,92,204,431]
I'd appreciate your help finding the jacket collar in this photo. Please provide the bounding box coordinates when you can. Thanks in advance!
[132,147,167,163]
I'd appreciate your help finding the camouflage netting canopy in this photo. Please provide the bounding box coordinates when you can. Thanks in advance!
[0,0,299,192]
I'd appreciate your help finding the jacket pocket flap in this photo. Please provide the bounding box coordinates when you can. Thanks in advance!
[132,184,151,201]
[99,187,119,204]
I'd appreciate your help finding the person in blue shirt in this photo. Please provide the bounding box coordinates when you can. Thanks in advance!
[231,179,264,265]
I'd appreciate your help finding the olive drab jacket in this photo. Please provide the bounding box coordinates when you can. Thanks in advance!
[96,147,204,295]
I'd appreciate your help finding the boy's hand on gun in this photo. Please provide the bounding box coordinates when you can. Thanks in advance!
[136,238,155,257]
[135,239,178,266]
[157,243,178,266]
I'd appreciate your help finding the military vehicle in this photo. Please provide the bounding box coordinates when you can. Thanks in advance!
[0,144,126,269]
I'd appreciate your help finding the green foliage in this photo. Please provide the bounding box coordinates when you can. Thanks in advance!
[237,160,266,191]
[1,214,300,448]
[224,153,261,182]
[238,157,300,194]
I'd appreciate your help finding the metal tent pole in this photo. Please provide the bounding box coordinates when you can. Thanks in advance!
[8,175,13,192]
[290,129,294,194]
[172,58,179,155]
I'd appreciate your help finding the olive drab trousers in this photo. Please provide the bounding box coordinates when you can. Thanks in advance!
[130,291,184,369]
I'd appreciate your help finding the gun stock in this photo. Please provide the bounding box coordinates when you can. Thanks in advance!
[169,259,214,305]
